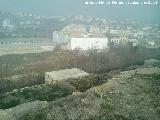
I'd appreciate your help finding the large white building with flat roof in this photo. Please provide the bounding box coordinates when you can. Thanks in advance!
[70,37,108,50]
[53,30,109,50]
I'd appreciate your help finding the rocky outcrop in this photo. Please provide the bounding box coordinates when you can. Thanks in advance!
[46,93,102,120]
[0,101,48,120]
[0,110,16,120]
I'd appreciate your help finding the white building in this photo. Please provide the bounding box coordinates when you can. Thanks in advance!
[110,29,122,35]
[3,19,10,28]
[148,41,155,46]
[53,31,70,44]
[137,31,144,39]
[2,19,15,31]
[70,37,108,50]
[128,39,138,47]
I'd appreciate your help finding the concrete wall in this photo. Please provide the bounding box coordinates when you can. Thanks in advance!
[0,38,54,48]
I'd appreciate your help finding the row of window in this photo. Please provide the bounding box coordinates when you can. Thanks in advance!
[0,41,53,44]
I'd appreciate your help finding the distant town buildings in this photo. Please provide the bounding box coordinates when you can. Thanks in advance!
[52,19,160,50]
[0,11,160,50]
[53,26,109,51]
[147,41,156,48]
[2,19,15,30]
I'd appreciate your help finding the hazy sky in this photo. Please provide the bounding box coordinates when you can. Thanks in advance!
[0,0,160,23]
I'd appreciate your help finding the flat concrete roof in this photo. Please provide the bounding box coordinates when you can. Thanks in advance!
[45,68,89,81]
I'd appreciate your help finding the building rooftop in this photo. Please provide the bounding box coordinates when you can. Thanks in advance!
[45,68,89,81]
